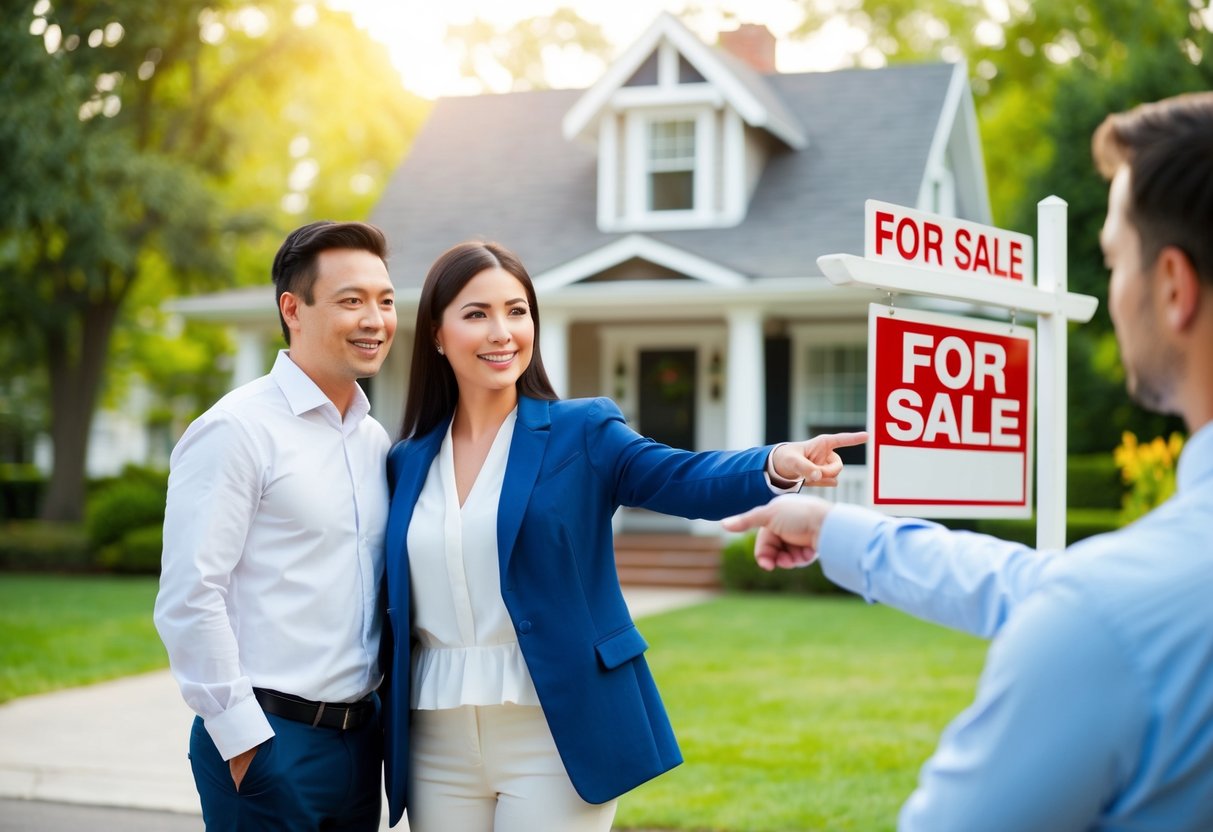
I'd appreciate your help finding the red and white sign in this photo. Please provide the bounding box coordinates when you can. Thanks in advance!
[868,305,1035,517]
[865,200,1034,284]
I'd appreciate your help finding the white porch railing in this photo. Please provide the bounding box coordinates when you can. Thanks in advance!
[821,465,868,507]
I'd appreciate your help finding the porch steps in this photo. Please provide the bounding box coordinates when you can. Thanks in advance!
[613,534,723,588]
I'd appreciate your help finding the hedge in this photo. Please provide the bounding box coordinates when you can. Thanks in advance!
[86,481,166,550]
[0,521,93,571]
[0,464,44,521]
[720,531,851,595]
[1067,454,1123,510]
[96,524,164,574]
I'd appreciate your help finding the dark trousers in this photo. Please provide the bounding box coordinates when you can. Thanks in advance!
[188,698,382,831]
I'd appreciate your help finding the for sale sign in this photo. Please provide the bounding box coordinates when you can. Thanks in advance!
[865,200,1034,284]
[868,304,1035,517]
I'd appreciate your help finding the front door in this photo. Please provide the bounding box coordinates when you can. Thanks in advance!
[638,349,697,450]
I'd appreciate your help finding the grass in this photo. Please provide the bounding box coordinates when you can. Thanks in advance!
[0,576,987,829]
[614,595,988,832]
[0,573,166,703]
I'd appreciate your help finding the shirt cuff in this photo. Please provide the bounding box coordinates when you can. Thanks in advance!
[204,694,275,761]
[764,444,805,494]
[817,502,888,599]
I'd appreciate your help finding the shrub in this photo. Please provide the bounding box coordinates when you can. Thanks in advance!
[96,524,163,574]
[971,509,1121,548]
[0,464,44,521]
[1067,454,1122,509]
[86,481,166,551]
[88,464,169,498]
[0,521,93,571]
[1114,431,1184,522]
[1063,508,1123,543]
[720,531,850,595]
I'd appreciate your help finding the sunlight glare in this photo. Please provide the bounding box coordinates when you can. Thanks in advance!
[326,0,851,99]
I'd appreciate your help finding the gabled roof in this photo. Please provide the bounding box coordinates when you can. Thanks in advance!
[370,62,966,290]
[562,12,806,150]
[533,234,748,290]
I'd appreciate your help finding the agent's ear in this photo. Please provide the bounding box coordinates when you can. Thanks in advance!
[1154,245,1200,333]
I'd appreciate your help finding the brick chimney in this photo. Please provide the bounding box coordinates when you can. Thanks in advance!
[719,23,777,74]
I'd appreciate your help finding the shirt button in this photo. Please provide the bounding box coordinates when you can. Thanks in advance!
[517,620,532,634]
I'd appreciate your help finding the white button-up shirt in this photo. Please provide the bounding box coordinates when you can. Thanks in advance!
[407,409,541,709]
[154,351,389,760]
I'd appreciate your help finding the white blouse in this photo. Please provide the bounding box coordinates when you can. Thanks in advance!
[406,409,540,710]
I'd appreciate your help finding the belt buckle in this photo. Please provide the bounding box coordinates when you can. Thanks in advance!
[311,702,326,728]
[341,706,353,730]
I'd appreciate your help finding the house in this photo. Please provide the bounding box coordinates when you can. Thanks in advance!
[170,13,992,542]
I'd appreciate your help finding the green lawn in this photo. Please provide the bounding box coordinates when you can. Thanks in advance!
[0,573,166,703]
[0,576,987,830]
[615,595,988,832]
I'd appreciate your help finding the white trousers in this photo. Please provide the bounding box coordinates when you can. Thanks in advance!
[407,704,618,832]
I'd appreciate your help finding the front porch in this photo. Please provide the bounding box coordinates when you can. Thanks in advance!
[614,468,867,588]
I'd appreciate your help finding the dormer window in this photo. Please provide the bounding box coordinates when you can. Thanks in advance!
[648,119,695,211]
[565,16,807,234]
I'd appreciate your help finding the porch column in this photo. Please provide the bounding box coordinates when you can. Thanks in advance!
[725,307,765,449]
[540,312,570,398]
[232,328,268,388]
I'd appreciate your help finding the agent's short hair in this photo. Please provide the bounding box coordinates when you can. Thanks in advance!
[270,221,388,344]
[1092,92,1213,284]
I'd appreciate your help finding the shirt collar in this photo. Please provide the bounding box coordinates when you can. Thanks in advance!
[271,350,370,429]
[1177,420,1213,493]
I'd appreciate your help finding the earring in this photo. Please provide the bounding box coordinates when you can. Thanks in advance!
[436,345,444,355]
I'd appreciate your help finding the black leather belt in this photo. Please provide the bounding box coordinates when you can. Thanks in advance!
[253,688,374,731]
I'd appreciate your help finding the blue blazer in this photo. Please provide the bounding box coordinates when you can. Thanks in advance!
[382,396,776,825]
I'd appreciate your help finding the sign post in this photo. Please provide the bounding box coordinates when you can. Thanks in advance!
[819,199,1097,547]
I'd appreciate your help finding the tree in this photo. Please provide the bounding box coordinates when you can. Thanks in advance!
[0,2,424,521]
[444,7,612,92]
[789,0,1212,451]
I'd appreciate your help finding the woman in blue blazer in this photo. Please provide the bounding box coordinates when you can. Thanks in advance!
[382,241,865,830]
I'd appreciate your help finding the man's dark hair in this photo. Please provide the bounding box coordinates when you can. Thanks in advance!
[271,220,389,344]
[1092,92,1213,285]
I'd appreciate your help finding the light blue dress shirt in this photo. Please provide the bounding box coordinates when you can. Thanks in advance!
[817,422,1213,831]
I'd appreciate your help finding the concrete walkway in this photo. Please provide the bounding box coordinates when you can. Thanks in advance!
[0,587,717,829]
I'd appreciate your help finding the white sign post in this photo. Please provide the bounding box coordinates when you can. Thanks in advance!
[818,199,1098,548]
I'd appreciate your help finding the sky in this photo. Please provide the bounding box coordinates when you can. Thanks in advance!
[327,0,868,99]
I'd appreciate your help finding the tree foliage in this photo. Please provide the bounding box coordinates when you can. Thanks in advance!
[445,7,612,92]
[793,0,1212,451]
[0,1,425,520]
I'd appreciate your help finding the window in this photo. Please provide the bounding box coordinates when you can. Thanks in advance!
[647,119,695,211]
[803,344,867,463]
[930,163,956,216]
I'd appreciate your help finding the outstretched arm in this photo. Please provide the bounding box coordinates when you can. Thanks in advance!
[768,432,869,488]
[724,495,1055,638]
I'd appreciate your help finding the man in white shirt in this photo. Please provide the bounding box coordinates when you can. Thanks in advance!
[154,220,397,830]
